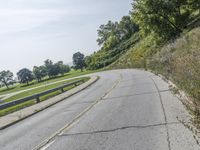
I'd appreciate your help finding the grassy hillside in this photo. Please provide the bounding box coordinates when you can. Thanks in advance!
[86,33,140,70]
[110,26,200,117]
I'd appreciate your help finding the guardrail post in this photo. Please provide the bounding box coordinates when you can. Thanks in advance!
[61,88,64,93]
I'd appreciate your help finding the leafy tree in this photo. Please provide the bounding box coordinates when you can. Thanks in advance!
[44,59,53,78]
[33,66,47,82]
[97,21,120,47]
[56,61,70,75]
[17,68,34,85]
[97,17,139,51]
[118,16,139,39]
[73,52,85,71]
[0,70,14,89]
[85,56,92,69]
[131,0,194,39]
[44,59,58,78]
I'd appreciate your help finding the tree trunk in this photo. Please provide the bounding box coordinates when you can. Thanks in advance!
[4,82,9,89]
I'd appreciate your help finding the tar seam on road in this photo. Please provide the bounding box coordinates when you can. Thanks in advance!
[32,73,123,150]
[150,76,172,150]
[103,89,170,100]
[59,122,180,137]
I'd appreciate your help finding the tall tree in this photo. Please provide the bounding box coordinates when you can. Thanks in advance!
[0,70,14,89]
[131,0,193,39]
[73,52,85,71]
[97,21,120,47]
[17,68,34,85]
[33,66,47,82]
[118,16,139,39]
[55,61,70,75]
[44,59,57,78]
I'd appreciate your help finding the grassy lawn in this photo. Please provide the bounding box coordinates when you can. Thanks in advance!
[0,69,98,96]
[0,77,90,117]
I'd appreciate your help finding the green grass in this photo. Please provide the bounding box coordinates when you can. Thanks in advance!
[3,77,90,103]
[0,77,90,117]
[0,69,98,96]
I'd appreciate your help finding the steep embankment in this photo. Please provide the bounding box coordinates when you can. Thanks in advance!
[110,26,200,117]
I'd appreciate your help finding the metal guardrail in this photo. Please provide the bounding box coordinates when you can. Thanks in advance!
[0,79,84,111]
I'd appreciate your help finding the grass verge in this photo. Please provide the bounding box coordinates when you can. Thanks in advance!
[0,70,99,96]
[0,77,90,117]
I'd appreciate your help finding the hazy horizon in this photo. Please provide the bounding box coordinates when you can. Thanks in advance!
[0,0,132,75]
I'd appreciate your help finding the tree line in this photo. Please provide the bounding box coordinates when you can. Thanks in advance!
[0,52,86,89]
[1,0,198,88]
[84,0,199,70]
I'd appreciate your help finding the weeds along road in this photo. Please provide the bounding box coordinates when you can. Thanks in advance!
[0,69,199,150]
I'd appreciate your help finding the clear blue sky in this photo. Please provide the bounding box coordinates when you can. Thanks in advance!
[0,0,132,74]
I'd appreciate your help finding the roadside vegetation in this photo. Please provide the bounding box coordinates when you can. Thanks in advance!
[83,0,200,122]
[0,69,96,96]
[0,51,98,116]
[0,77,89,117]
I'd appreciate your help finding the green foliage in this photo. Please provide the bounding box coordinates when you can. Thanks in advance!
[119,16,139,40]
[57,62,71,75]
[86,14,140,70]
[17,68,34,85]
[97,21,120,47]
[131,0,198,39]
[87,33,140,70]
[43,59,70,78]
[97,16,139,51]
[73,52,85,71]
[33,66,47,82]
[0,70,15,89]
[44,59,56,78]
[109,33,163,69]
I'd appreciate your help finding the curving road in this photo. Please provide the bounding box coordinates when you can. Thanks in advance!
[0,69,199,150]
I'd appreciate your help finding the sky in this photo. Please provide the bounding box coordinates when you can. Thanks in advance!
[0,0,132,74]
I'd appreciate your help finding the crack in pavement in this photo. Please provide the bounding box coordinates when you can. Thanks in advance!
[150,77,171,150]
[117,82,153,88]
[103,90,170,100]
[59,122,180,137]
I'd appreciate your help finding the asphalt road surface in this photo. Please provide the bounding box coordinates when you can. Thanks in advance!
[0,69,199,150]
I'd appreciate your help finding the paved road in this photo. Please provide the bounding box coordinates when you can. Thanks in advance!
[0,69,199,150]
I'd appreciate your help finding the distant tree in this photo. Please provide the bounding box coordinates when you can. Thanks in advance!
[73,52,85,71]
[0,70,14,89]
[44,59,71,78]
[44,59,56,78]
[33,66,47,82]
[17,68,34,85]
[56,61,70,75]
